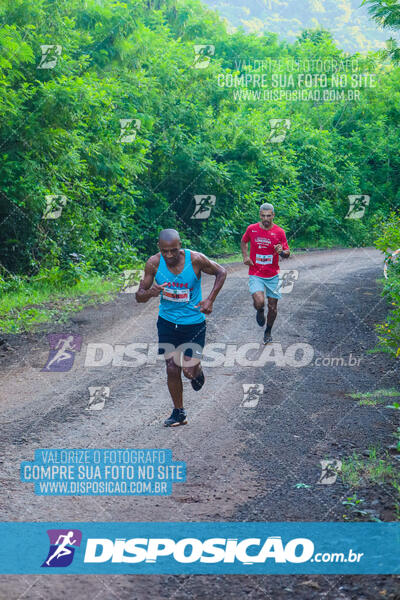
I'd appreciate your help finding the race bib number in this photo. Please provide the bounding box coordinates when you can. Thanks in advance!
[162,288,190,303]
[256,254,273,265]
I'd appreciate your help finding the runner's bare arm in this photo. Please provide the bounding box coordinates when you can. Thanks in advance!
[135,258,167,303]
[193,253,227,314]
[241,239,254,266]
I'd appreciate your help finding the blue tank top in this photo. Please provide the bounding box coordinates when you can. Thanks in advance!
[155,249,205,325]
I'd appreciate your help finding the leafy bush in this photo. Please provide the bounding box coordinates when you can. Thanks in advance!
[0,0,399,284]
[375,213,400,358]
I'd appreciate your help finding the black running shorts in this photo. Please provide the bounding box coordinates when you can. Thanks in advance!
[157,316,206,358]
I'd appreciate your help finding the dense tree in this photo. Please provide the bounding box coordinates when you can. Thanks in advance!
[362,0,400,62]
[0,0,399,286]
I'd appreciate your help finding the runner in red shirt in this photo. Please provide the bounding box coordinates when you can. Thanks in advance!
[241,203,290,344]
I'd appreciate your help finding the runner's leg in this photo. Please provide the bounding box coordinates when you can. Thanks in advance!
[179,322,206,389]
[252,291,265,311]
[165,352,183,409]
[252,291,266,326]
[182,356,201,381]
[182,356,205,392]
[266,297,278,331]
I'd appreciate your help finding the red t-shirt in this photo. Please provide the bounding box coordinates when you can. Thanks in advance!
[242,223,289,277]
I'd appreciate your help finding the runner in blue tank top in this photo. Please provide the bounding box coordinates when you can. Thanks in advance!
[136,229,227,427]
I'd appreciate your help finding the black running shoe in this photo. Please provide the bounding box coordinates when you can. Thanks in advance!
[164,408,187,427]
[263,330,272,345]
[191,368,205,391]
[256,309,266,327]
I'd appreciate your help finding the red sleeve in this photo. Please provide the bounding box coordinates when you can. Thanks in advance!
[242,226,251,243]
[281,230,289,251]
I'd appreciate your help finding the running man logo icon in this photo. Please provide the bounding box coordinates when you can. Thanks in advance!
[118,118,141,143]
[191,195,216,219]
[42,194,67,220]
[37,45,62,69]
[241,384,264,408]
[345,195,370,220]
[121,269,144,293]
[267,119,291,143]
[42,333,83,372]
[317,459,342,485]
[42,529,82,568]
[193,44,215,69]
[278,270,299,294]
[86,386,110,411]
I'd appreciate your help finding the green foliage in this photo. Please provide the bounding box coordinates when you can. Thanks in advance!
[0,0,399,289]
[0,271,121,333]
[374,213,400,359]
[394,428,400,452]
[341,447,400,521]
[362,0,400,62]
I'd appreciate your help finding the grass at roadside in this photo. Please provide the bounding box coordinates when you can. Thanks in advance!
[214,253,242,264]
[0,273,125,334]
[347,388,400,406]
[340,446,400,521]
[342,388,400,521]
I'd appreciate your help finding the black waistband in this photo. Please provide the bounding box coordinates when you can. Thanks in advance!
[157,315,206,330]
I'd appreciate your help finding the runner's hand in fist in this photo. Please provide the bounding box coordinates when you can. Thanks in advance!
[195,298,214,314]
[149,282,168,297]
[243,257,254,266]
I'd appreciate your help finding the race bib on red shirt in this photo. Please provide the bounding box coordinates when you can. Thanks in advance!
[256,254,273,265]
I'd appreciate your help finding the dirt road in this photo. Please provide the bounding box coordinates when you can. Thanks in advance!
[0,248,399,599]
